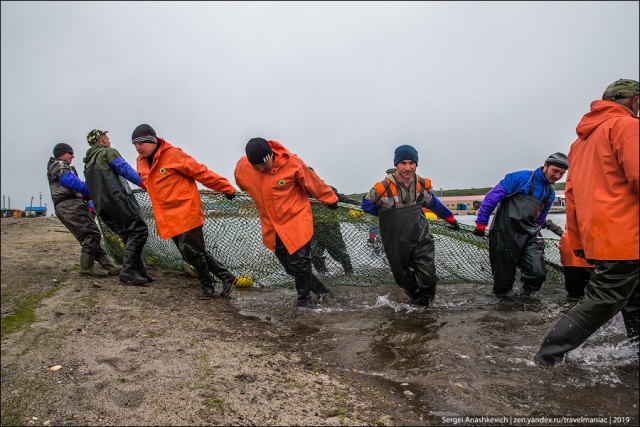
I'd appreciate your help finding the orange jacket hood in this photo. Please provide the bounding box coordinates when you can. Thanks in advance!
[566,100,639,260]
[234,140,338,254]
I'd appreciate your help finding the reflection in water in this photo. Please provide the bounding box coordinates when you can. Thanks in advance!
[232,279,638,422]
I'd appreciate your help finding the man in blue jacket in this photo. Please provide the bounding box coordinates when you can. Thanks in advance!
[83,129,150,286]
[47,142,120,277]
[362,144,460,306]
[473,153,568,297]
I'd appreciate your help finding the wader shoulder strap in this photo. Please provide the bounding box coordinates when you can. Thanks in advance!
[416,177,426,204]
[527,172,536,196]
[542,185,552,206]
[380,179,396,208]
[526,172,552,205]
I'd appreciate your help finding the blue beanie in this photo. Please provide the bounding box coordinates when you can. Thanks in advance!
[394,145,418,166]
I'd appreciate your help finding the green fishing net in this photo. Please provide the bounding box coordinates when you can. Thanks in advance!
[98,190,564,287]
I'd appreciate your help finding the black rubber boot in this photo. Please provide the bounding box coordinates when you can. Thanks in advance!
[199,283,216,299]
[119,250,149,285]
[135,258,155,282]
[621,304,640,342]
[95,253,121,276]
[411,293,433,307]
[311,255,328,275]
[533,315,592,366]
[311,275,334,304]
[119,270,149,285]
[79,253,108,277]
[295,275,318,309]
[342,262,354,275]
[219,279,236,298]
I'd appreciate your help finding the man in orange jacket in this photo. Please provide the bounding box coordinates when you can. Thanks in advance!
[234,138,338,308]
[133,124,238,299]
[545,219,595,300]
[535,79,639,366]
[558,228,595,300]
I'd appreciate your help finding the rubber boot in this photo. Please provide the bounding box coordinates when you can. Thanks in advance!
[135,257,155,282]
[295,275,318,309]
[220,278,236,298]
[79,253,108,277]
[533,315,592,366]
[119,250,149,285]
[621,303,639,343]
[311,275,334,304]
[95,253,121,276]
[342,260,354,275]
[204,253,235,297]
[311,255,328,275]
[199,282,216,299]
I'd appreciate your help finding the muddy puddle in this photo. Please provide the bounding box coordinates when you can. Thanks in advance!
[232,280,638,424]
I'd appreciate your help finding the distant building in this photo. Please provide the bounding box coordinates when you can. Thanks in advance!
[439,189,565,214]
[24,206,47,217]
[1,209,24,218]
[439,195,485,213]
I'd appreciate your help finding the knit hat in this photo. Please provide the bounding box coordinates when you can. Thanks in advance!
[87,129,108,145]
[545,152,568,169]
[132,124,157,144]
[394,145,418,166]
[245,138,273,165]
[602,79,639,100]
[53,143,74,158]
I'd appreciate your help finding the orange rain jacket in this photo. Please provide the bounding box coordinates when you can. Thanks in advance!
[566,100,639,260]
[137,138,236,239]
[234,140,338,255]
[559,230,593,268]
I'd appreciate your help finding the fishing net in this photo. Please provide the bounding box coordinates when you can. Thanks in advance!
[98,190,564,288]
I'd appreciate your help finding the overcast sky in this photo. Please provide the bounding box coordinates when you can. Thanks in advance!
[2,1,638,210]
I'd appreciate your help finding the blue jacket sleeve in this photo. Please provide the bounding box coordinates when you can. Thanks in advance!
[361,196,379,216]
[109,157,142,187]
[424,194,453,220]
[476,183,509,225]
[59,171,90,198]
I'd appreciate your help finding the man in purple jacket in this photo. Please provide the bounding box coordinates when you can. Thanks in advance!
[473,153,567,297]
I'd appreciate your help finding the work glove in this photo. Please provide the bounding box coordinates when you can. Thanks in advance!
[544,219,564,237]
[473,224,487,237]
[574,249,596,266]
[225,191,236,200]
[87,201,96,214]
[447,219,460,231]
[327,201,339,210]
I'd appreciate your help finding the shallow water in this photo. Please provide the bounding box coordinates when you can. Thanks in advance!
[232,278,638,424]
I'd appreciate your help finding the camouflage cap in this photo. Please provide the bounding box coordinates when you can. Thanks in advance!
[602,79,639,100]
[86,129,108,145]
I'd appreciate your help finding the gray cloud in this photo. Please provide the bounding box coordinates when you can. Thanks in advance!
[2,1,638,210]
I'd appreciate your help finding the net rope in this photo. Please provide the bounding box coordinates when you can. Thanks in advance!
[98,190,564,287]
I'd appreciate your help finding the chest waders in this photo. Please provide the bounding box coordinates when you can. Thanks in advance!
[489,175,551,295]
[378,180,438,305]
[84,164,150,285]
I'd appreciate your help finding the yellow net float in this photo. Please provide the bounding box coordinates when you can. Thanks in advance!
[235,276,254,287]
[424,211,438,220]
[348,209,364,218]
